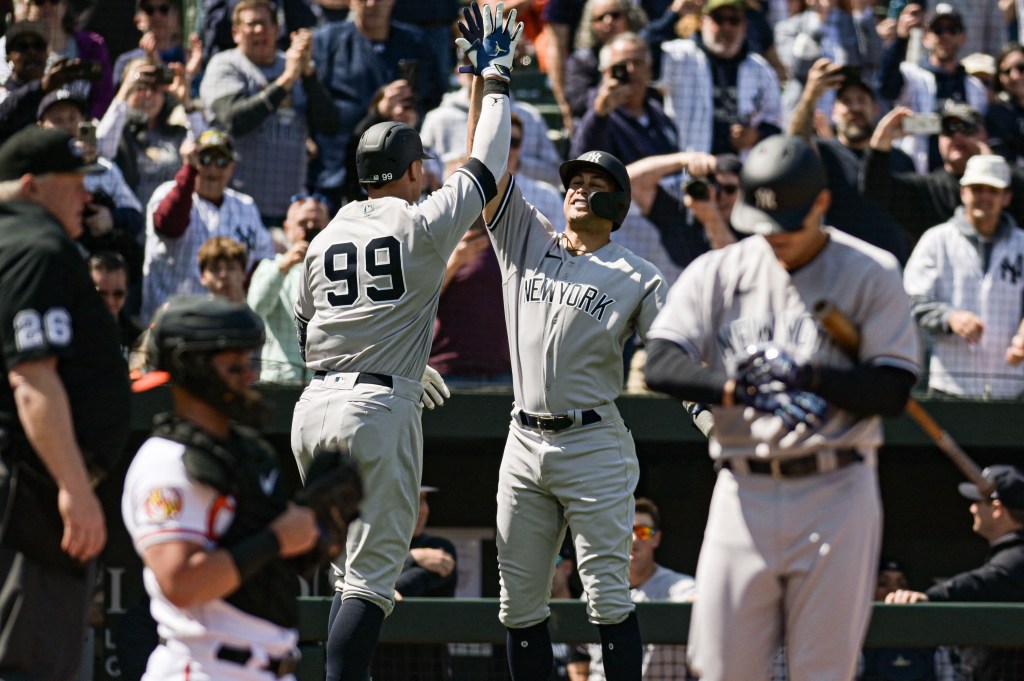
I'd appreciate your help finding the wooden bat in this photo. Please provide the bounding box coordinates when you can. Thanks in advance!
[813,300,996,498]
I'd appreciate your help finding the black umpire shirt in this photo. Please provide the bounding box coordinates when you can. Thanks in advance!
[0,201,130,476]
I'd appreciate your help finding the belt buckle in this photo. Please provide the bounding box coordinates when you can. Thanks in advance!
[536,414,561,430]
[770,459,783,479]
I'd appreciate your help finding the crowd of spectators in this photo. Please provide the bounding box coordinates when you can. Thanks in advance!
[6,0,1024,397]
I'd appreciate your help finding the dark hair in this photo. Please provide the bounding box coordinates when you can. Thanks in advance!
[634,497,660,528]
[88,250,127,273]
[995,42,1024,98]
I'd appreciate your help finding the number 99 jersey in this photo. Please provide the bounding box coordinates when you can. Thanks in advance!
[295,164,492,381]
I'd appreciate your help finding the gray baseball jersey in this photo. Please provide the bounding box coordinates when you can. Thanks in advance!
[488,177,665,412]
[648,228,919,459]
[295,168,490,381]
[647,228,919,681]
[488,176,665,633]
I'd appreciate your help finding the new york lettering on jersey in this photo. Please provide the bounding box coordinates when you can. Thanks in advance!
[521,275,616,321]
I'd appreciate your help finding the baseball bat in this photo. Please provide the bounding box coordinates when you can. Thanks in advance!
[812,300,996,498]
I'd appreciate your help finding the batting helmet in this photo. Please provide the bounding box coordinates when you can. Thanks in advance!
[356,121,433,185]
[731,135,826,235]
[559,151,631,230]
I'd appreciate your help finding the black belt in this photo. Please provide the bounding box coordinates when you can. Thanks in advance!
[720,448,863,479]
[517,409,601,432]
[313,371,393,388]
[216,644,301,677]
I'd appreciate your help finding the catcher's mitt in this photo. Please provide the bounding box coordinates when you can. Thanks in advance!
[293,447,362,574]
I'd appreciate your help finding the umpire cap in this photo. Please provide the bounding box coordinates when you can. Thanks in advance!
[559,150,631,230]
[731,135,826,235]
[357,121,432,185]
[132,296,265,392]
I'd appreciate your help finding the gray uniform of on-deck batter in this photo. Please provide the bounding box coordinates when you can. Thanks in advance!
[487,177,665,629]
[647,228,919,681]
[291,164,492,616]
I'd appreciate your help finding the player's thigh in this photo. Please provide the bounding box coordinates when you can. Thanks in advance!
[554,422,639,625]
[496,427,567,628]
[687,471,783,681]
[783,465,881,681]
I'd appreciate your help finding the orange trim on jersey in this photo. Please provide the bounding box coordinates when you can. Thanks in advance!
[206,494,235,539]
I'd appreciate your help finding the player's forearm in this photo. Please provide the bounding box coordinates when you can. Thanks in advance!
[9,359,93,493]
[813,364,916,417]
[469,77,511,184]
[644,338,730,404]
[145,542,243,608]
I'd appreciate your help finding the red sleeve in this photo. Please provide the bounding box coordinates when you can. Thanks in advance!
[152,164,197,238]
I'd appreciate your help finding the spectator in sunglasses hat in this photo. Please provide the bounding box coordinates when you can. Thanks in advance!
[141,128,274,323]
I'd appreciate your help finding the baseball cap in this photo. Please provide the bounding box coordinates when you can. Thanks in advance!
[878,558,908,575]
[5,21,46,45]
[960,155,1010,189]
[958,465,1024,509]
[704,0,745,14]
[837,74,877,100]
[420,485,440,494]
[928,3,964,30]
[195,129,237,159]
[731,135,826,235]
[962,53,997,77]
[940,100,982,130]
[715,153,742,176]
[0,126,103,180]
[37,88,89,121]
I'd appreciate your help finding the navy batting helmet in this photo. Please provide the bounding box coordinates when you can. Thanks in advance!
[356,121,433,185]
[731,135,826,235]
[559,151,631,230]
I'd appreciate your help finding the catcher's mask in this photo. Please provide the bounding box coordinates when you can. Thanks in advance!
[132,296,266,426]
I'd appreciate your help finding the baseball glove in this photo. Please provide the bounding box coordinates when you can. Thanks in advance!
[455,2,524,80]
[734,345,828,431]
[736,344,816,392]
[293,447,362,573]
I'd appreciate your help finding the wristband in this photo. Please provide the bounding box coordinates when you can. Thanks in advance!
[225,528,280,580]
[483,77,510,96]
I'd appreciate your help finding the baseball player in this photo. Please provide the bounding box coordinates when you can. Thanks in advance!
[466,59,666,681]
[644,135,920,681]
[122,297,323,680]
[289,5,521,680]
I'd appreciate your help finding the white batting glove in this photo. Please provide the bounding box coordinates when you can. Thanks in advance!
[420,365,450,410]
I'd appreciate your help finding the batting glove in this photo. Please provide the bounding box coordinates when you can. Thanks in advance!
[456,2,524,81]
[736,344,817,393]
[455,3,484,75]
[735,386,828,432]
[420,365,450,410]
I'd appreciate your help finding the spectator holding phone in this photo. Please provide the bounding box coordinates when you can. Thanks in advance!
[112,0,200,88]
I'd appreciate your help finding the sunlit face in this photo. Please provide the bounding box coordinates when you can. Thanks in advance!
[232,6,278,66]
[38,100,83,136]
[351,0,396,34]
[32,172,91,237]
[135,1,180,41]
[200,258,246,302]
[563,169,615,227]
[832,86,878,145]
[702,7,747,59]
[715,171,740,218]
[939,123,984,176]
[923,19,965,64]
[998,50,1024,104]
[591,0,629,45]
[960,184,1011,235]
[629,512,660,568]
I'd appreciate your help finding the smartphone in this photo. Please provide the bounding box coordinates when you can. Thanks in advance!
[398,59,419,94]
[611,62,629,83]
[77,121,97,147]
[902,112,942,135]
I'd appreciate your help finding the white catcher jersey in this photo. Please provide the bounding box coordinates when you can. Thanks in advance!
[121,437,298,653]
[296,167,490,380]
[487,177,665,412]
[648,228,920,458]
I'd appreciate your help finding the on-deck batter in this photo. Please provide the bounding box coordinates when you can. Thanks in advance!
[644,135,920,681]
[289,5,521,679]
[468,72,666,680]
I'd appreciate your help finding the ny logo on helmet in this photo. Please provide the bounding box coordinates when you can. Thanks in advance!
[582,152,603,164]
[754,188,777,211]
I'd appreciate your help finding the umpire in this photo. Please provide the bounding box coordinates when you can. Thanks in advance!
[0,126,130,679]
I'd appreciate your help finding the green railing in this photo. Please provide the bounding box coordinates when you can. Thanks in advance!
[290,598,1024,681]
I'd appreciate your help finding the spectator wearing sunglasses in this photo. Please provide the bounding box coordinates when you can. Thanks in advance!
[89,251,144,359]
[864,100,1024,241]
[247,191,329,382]
[661,0,782,158]
[984,44,1024,167]
[876,3,987,173]
[581,498,696,681]
[789,58,915,263]
[112,0,192,89]
[141,128,274,323]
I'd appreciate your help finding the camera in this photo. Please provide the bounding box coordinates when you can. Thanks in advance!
[683,177,712,201]
[611,62,629,83]
[154,65,175,86]
[398,59,419,96]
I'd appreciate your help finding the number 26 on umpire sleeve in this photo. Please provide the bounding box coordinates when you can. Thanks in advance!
[324,236,407,307]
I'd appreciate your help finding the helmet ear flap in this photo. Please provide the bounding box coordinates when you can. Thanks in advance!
[589,191,630,230]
